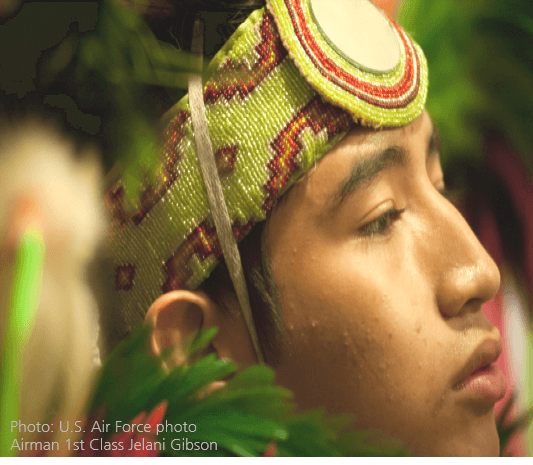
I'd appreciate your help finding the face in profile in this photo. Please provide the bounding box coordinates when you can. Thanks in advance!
[265,110,504,456]
[146,109,506,456]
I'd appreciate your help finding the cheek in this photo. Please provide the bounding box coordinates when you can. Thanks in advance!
[275,235,402,331]
[272,234,449,416]
[274,238,392,369]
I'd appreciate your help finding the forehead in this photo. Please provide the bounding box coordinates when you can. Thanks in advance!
[275,110,432,213]
[333,109,431,161]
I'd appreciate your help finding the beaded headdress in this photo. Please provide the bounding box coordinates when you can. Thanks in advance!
[105,0,428,359]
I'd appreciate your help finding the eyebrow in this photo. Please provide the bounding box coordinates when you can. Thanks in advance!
[328,121,441,214]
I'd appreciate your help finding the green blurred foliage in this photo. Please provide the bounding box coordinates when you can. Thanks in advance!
[1,0,203,207]
[398,0,533,173]
[73,0,202,204]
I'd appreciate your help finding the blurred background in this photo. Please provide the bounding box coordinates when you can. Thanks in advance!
[1,0,532,456]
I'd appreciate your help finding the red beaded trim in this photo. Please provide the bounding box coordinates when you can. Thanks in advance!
[107,121,240,237]
[215,145,239,175]
[162,218,255,292]
[265,95,352,210]
[115,264,135,291]
[105,109,189,231]
[285,0,419,108]
[204,12,287,105]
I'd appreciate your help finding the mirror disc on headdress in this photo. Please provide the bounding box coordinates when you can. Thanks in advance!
[310,0,400,73]
[266,0,428,126]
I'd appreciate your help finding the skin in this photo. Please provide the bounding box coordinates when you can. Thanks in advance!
[148,110,503,456]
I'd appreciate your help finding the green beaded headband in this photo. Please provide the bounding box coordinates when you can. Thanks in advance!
[105,0,428,359]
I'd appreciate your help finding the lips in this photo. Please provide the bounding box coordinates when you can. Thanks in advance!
[453,338,508,403]
[453,339,502,389]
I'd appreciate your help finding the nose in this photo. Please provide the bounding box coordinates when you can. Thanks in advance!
[429,195,501,319]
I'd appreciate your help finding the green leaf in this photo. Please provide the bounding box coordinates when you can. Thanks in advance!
[87,325,409,456]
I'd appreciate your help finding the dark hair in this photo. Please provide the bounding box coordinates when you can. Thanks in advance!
[148,0,266,55]
[200,218,285,366]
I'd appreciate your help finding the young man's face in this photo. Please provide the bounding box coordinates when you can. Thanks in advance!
[265,110,503,456]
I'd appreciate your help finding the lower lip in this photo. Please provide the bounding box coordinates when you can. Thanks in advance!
[455,365,508,403]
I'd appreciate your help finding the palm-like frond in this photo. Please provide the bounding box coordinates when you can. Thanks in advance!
[87,325,409,456]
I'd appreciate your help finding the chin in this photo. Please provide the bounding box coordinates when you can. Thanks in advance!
[414,416,500,457]
[433,438,499,457]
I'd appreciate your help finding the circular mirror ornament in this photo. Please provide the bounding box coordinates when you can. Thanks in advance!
[310,0,401,73]
[266,0,428,126]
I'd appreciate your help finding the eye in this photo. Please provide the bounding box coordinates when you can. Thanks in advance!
[359,207,405,237]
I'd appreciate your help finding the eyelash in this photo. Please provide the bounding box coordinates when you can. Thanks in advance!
[358,186,452,238]
[359,207,405,237]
